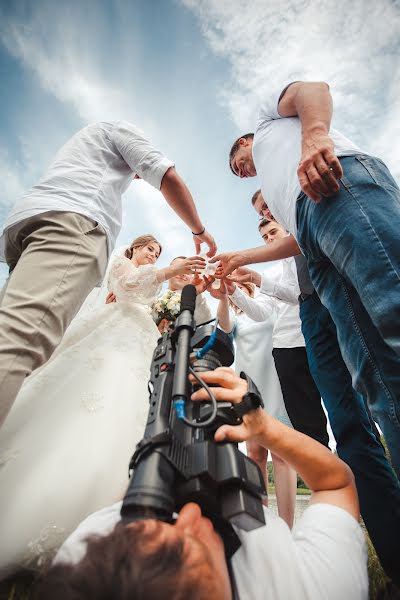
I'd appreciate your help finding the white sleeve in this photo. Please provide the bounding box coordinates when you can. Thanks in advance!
[108,256,162,304]
[194,294,213,325]
[229,287,276,322]
[260,269,300,306]
[113,121,174,189]
[292,504,368,599]
[258,81,301,122]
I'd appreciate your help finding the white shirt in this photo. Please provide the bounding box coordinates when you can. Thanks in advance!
[252,83,362,238]
[230,258,304,348]
[0,121,174,260]
[54,501,368,600]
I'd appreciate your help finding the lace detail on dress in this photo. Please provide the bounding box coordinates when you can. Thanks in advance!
[108,256,162,305]
[26,525,66,569]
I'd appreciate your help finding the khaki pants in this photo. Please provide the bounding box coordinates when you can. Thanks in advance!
[0,211,108,426]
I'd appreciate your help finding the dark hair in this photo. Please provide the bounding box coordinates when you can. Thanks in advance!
[258,218,272,231]
[251,189,262,206]
[170,256,187,264]
[228,133,254,175]
[125,234,162,260]
[34,522,214,600]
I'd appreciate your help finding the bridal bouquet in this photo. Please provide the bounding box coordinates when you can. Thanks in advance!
[151,290,182,328]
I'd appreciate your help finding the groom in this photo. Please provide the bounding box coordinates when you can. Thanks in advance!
[0,120,216,427]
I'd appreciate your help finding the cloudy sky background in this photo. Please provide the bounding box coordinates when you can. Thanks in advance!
[1,0,399,288]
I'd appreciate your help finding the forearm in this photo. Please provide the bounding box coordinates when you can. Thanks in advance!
[217,297,233,332]
[160,167,203,233]
[156,266,174,282]
[239,236,301,266]
[230,288,274,322]
[256,413,352,493]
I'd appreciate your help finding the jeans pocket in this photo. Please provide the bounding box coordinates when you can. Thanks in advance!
[355,155,399,192]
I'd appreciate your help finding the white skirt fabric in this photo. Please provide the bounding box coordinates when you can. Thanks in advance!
[0,301,159,579]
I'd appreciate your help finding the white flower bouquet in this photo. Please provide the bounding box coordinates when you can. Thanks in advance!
[151,290,182,328]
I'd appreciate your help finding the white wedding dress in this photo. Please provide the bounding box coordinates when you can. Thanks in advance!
[0,255,161,579]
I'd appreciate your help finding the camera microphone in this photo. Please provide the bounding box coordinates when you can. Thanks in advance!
[172,284,196,418]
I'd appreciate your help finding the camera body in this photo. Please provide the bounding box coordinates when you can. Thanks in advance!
[121,287,266,558]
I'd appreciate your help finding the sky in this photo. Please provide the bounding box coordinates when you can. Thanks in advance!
[0,0,400,289]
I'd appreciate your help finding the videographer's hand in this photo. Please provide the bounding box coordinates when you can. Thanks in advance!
[190,367,268,444]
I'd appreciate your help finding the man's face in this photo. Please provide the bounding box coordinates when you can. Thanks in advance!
[260,221,287,245]
[168,258,193,291]
[230,138,257,178]
[253,193,274,221]
[129,503,232,599]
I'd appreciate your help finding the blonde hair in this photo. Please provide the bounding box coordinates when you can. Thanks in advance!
[228,281,256,314]
[125,234,162,260]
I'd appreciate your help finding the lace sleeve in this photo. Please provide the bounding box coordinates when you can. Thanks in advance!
[108,256,162,305]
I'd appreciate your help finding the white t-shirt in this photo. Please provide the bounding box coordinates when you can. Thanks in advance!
[0,121,174,260]
[54,501,368,600]
[252,83,362,238]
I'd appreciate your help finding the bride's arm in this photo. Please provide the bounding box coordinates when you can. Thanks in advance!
[156,256,206,283]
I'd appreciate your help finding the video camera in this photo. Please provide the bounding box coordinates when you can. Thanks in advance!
[121,285,266,558]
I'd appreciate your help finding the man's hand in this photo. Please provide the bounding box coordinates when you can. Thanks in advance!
[106,292,116,304]
[190,367,268,444]
[228,266,253,284]
[298,129,343,203]
[210,251,245,277]
[157,318,173,334]
[193,229,217,257]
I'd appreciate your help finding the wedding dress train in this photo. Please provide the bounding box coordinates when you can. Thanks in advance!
[0,255,161,579]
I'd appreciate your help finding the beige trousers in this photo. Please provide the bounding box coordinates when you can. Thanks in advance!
[0,211,108,426]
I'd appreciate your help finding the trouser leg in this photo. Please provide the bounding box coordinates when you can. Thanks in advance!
[300,292,400,583]
[272,346,329,447]
[0,211,107,426]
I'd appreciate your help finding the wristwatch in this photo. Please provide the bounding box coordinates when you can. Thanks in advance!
[231,371,264,419]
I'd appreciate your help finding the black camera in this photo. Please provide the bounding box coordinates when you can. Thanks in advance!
[121,285,266,558]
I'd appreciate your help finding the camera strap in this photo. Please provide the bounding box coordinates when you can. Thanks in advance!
[231,372,265,419]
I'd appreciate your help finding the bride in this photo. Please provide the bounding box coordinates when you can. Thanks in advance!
[0,234,205,580]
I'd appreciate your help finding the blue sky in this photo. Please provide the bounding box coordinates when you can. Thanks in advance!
[0,0,399,287]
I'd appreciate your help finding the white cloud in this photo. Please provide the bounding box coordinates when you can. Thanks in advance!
[181,0,400,178]
[0,5,132,123]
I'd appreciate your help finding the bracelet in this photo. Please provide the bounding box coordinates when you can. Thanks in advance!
[192,226,205,236]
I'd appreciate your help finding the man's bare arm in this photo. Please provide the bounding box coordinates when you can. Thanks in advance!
[160,167,217,257]
[278,81,343,203]
[212,235,301,277]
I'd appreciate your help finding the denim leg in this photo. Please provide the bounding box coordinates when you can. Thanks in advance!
[296,155,400,474]
[300,293,400,583]
[297,155,400,354]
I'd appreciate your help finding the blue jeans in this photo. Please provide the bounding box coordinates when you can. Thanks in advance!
[296,155,400,479]
[300,292,400,584]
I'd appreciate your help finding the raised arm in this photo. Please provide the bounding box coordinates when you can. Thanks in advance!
[229,285,276,322]
[212,235,301,277]
[160,168,216,257]
[191,368,358,519]
[278,81,343,203]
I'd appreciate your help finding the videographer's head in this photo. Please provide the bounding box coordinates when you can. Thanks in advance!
[35,503,232,600]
